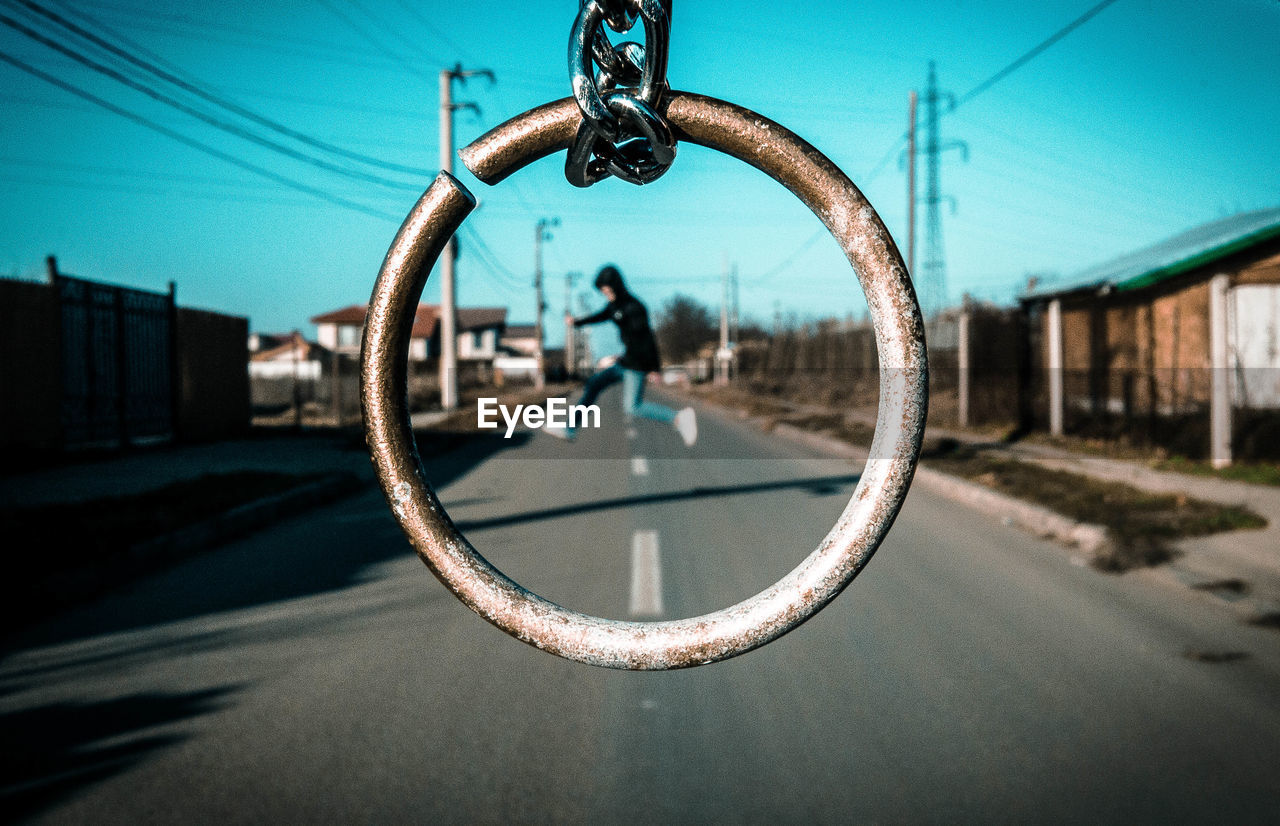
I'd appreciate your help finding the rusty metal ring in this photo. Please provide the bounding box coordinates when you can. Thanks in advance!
[362,91,928,670]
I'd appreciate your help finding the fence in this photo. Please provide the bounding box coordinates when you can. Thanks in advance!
[250,352,361,425]
[0,271,249,457]
[734,320,880,405]
[926,304,1025,430]
[56,275,175,449]
[732,306,1024,430]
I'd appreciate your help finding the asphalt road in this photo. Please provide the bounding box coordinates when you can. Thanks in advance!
[4,387,1280,824]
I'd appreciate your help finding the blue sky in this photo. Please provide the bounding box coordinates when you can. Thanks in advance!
[1,0,1277,349]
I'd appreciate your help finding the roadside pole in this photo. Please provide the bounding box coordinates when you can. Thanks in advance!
[438,64,492,410]
[534,218,558,391]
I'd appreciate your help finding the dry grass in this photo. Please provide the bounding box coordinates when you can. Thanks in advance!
[924,443,1266,572]
[697,383,1268,574]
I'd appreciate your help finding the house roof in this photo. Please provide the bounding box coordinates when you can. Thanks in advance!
[1023,206,1280,301]
[458,307,507,331]
[310,304,507,338]
[250,332,329,362]
[502,323,538,339]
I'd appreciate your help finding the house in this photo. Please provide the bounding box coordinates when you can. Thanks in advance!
[1020,207,1280,466]
[310,304,507,364]
[248,332,327,380]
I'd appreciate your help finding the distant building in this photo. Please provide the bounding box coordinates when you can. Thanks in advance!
[310,304,507,364]
[248,332,328,380]
[1021,207,1280,465]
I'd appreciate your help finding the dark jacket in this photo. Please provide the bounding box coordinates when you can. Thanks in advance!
[573,267,661,373]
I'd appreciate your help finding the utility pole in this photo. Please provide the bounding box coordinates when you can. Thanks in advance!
[438,63,493,410]
[717,253,732,385]
[906,90,918,277]
[920,61,967,319]
[564,271,580,377]
[730,263,739,347]
[534,218,559,391]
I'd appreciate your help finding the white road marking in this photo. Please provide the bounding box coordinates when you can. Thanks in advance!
[631,456,649,476]
[629,530,664,617]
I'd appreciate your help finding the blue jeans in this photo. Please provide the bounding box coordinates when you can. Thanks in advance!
[574,363,676,430]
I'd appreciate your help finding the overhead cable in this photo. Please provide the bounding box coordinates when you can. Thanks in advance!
[0,11,425,191]
[0,51,401,221]
[12,0,436,177]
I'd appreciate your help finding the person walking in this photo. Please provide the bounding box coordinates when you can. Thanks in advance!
[548,265,696,446]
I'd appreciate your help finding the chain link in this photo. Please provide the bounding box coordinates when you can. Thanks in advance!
[566,0,676,187]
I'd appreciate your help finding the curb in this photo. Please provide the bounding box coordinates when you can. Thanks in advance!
[910,466,1110,557]
[764,420,1112,558]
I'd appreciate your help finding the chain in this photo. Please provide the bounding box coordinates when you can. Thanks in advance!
[565,0,676,187]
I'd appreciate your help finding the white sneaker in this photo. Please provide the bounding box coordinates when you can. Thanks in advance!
[543,423,575,441]
[674,407,697,447]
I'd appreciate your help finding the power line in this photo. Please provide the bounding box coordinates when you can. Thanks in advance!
[462,228,525,287]
[0,10,424,191]
[66,3,422,75]
[0,171,344,207]
[0,51,401,221]
[315,0,434,81]
[862,133,909,186]
[392,0,477,63]
[11,0,436,176]
[345,0,448,68]
[954,0,1123,110]
[741,228,828,286]
[861,0,1122,186]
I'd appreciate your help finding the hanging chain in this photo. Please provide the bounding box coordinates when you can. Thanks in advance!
[565,0,676,187]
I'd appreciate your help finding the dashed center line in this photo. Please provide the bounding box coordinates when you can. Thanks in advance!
[631,456,649,476]
[629,529,664,617]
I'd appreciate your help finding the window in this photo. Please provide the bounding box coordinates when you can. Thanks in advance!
[337,325,361,348]
[472,330,485,351]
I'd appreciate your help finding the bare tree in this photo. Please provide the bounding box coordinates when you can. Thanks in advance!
[656,294,716,364]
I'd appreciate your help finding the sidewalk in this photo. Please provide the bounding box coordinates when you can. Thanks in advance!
[0,430,374,508]
[975,436,1280,617]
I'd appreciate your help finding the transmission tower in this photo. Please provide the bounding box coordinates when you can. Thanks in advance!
[920,61,967,319]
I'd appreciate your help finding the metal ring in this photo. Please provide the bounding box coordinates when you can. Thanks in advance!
[363,92,928,670]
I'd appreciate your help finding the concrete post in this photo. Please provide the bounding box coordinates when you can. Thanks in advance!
[1048,298,1064,436]
[1210,272,1232,468]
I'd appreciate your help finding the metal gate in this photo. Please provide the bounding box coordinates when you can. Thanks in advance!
[57,275,175,449]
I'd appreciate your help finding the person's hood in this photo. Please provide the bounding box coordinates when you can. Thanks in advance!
[594,265,630,298]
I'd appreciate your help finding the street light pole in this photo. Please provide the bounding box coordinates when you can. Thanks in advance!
[438,63,492,410]
[534,218,558,391]
[564,271,580,377]
[907,89,918,277]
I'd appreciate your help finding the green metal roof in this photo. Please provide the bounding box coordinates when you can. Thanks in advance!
[1024,207,1280,300]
